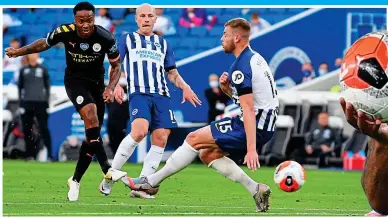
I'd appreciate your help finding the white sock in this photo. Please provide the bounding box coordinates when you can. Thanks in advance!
[140,145,165,177]
[209,156,258,196]
[111,134,138,170]
[147,141,199,187]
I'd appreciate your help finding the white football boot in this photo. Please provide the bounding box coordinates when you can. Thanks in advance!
[98,168,127,196]
[67,176,80,201]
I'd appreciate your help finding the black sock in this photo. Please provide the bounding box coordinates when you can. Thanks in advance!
[86,127,110,174]
[90,139,110,174]
[73,141,93,183]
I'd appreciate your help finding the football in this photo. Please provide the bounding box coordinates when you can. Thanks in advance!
[274,161,306,192]
[340,31,388,121]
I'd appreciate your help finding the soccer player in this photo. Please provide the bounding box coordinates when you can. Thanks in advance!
[98,3,201,199]
[339,98,388,215]
[123,18,278,212]
[5,2,127,201]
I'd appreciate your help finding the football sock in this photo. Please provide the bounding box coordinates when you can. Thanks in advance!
[147,141,198,187]
[140,145,165,177]
[85,127,110,174]
[73,141,94,183]
[112,134,139,170]
[209,156,258,196]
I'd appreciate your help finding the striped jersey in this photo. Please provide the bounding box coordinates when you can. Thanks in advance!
[118,32,176,97]
[228,46,279,132]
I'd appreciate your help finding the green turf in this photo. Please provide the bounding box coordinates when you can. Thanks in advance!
[3,160,370,216]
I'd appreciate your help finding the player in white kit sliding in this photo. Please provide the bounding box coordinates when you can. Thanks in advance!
[123,18,279,212]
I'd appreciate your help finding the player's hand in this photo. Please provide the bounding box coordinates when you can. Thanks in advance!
[5,47,20,58]
[243,150,260,171]
[114,85,124,104]
[219,72,230,92]
[320,145,331,152]
[340,97,388,144]
[103,88,114,103]
[182,85,201,107]
[305,145,313,155]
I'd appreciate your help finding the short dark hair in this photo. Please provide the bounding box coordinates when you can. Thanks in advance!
[225,18,251,35]
[73,1,95,15]
[10,38,20,43]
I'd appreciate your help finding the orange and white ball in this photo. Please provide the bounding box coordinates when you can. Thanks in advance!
[274,161,306,192]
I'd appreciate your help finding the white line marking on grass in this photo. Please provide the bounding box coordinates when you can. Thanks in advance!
[4,202,367,212]
[2,212,362,216]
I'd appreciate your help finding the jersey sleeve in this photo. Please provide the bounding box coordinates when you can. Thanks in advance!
[164,40,176,71]
[118,33,128,63]
[230,59,253,96]
[46,25,66,47]
[106,35,120,62]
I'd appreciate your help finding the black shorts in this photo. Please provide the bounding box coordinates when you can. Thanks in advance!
[64,77,105,126]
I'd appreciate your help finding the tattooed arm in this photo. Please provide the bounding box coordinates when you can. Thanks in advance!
[167,68,202,107]
[167,68,189,89]
[107,58,121,91]
[5,39,49,58]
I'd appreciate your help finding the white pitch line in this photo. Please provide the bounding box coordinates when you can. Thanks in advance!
[3,202,367,212]
[2,212,361,216]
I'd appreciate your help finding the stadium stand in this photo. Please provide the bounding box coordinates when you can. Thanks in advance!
[3,8,305,85]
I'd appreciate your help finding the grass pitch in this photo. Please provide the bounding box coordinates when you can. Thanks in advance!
[3,160,370,216]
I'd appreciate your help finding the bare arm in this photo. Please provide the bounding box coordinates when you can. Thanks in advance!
[167,68,201,107]
[167,68,189,89]
[12,39,50,57]
[221,86,233,99]
[106,58,121,91]
[239,93,256,153]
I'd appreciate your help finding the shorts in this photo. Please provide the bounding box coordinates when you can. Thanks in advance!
[64,77,105,125]
[210,116,274,154]
[128,93,178,131]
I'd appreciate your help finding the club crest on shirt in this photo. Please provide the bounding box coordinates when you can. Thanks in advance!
[93,43,101,52]
[154,42,161,48]
[80,43,89,51]
[232,70,244,84]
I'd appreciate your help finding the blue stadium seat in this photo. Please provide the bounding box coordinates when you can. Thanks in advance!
[125,14,136,23]
[166,37,180,49]
[108,8,126,20]
[250,8,269,14]
[197,39,215,50]
[267,8,287,14]
[222,8,241,16]
[174,49,189,60]
[36,13,58,25]
[169,14,181,25]
[40,49,58,60]
[287,8,306,13]
[20,13,39,25]
[3,71,14,85]
[217,15,233,25]
[189,26,208,37]
[206,8,223,16]
[179,37,198,49]
[209,26,224,37]
[164,8,181,15]
[177,27,189,37]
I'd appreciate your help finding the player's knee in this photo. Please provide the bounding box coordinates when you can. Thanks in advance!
[131,129,148,142]
[152,130,170,146]
[83,109,99,127]
[186,131,199,145]
[199,149,223,166]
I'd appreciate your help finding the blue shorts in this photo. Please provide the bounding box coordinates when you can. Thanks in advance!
[210,116,274,154]
[128,94,178,131]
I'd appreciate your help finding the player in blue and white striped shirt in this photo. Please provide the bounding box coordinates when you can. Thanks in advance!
[124,18,278,212]
[99,3,201,198]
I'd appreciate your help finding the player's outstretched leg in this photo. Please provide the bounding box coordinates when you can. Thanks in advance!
[99,118,148,196]
[200,148,271,212]
[130,129,170,199]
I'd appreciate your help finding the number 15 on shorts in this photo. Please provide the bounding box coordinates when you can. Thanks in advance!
[216,119,232,133]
